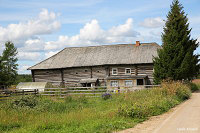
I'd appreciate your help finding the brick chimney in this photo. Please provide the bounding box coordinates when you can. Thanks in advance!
[136,41,140,46]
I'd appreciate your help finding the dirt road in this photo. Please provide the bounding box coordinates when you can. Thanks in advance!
[118,91,200,133]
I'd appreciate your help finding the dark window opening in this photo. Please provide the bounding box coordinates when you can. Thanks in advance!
[76,72,78,74]
[97,70,100,73]
[125,68,131,74]
[85,70,88,72]
[82,83,91,87]
[137,79,144,85]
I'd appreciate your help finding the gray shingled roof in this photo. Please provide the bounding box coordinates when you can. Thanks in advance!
[28,43,161,70]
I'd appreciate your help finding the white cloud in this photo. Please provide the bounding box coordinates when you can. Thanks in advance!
[44,18,139,50]
[79,19,105,41]
[109,18,137,37]
[18,39,44,52]
[18,65,31,74]
[18,52,41,61]
[140,17,164,28]
[197,37,200,43]
[45,51,59,58]
[0,9,60,43]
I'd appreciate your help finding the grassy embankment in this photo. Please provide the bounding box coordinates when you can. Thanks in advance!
[0,81,199,133]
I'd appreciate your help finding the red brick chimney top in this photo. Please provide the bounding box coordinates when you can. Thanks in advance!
[136,41,140,46]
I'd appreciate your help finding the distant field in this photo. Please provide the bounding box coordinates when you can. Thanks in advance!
[0,82,197,133]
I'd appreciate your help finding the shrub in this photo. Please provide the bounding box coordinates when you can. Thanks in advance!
[102,93,112,100]
[11,96,38,109]
[118,81,191,119]
[176,86,191,100]
[188,82,199,92]
[192,79,200,89]
[161,81,191,98]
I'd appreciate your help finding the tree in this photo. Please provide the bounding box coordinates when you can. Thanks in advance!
[0,41,18,87]
[153,0,199,84]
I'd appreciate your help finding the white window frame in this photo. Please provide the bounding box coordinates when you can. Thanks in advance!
[112,68,118,75]
[125,68,131,74]
[125,80,133,87]
[110,80,118,87]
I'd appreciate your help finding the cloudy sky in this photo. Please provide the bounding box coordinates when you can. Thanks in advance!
[0,0,199,74]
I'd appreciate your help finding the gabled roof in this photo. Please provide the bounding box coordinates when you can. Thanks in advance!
[28,43,161,70]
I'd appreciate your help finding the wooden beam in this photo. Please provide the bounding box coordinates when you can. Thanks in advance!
[31,70,35,82]
[135,65,138,75]
[108,66,110,76]
[61,69,64,84]
[91,67,93,78]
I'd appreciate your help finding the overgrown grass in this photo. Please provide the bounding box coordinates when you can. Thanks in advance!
[192,79,200,90]
[0,81,193,133]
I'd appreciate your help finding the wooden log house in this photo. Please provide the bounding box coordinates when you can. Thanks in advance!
[28,41,161,87]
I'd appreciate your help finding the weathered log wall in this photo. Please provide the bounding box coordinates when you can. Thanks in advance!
[32,64,154,86]
[137,65,154,84]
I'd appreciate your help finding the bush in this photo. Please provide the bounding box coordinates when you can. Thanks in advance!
[102,93,112,100]
[176,86,191,100]
[188,82,199,92]
[11,96,38,109]
[118,81,191,119]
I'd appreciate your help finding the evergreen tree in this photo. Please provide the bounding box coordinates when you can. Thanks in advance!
[0,56,5,88]
[153,0,199,84]
[0,41,18,87]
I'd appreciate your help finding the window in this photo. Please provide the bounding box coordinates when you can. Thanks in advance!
[125,80,133,87]
[137,79,144,85]
[85,70,88,72]
[112,68,118,75]
[125,68,131,74]
[110,81,118,87]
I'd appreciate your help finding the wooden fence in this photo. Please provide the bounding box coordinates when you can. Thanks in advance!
[0,89,38,101]
[40,85,161,97]
[0,85,161,100]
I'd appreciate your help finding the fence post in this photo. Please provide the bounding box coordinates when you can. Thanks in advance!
[60,88,62,98]
[22,89,24,96]
[34,89,37,95]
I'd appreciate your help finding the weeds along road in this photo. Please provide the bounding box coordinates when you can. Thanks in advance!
[118,91,200,133]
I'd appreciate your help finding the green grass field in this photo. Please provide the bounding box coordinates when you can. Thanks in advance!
[0,81,197,133]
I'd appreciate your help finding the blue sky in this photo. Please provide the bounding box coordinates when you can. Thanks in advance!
[0,0,199,74]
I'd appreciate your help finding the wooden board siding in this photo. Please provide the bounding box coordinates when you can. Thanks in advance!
[137,64,154,84]
[32,64,154,86]
[92,66,107,79]
[109,64,154,85]
[92,66,107,86]
[64,67,91,83]
[109,65,136,76]
[34,70,62,85]
[63,66,107,86]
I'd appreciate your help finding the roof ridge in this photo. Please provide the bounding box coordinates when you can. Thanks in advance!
[28,42,161,70]
[27,48,67,70]
[59,42,160,49]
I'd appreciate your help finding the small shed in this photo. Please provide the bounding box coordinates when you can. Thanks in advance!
[16,82,48,92]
